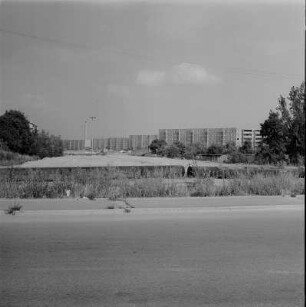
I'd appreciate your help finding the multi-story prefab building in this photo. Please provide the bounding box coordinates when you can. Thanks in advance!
[63,139,85,151]
[192,128,208,145]
[178,129,194,146]
[159,128,242,148]
[63,128,261,153]
[107,137,129,151]
[159,129,180,144]
[207,128,224,147]
[158,129,193,146]
[241,129,262,149]
[253,130,262,148]
[92,138,106,151]
[222,128,242,147]
[129,135,158,151]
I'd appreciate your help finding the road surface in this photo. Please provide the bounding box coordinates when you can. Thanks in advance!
[0,197,304,306]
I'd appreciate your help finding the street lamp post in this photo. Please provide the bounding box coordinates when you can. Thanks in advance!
[84,116,97,153]
[89,116,97,154]
[84,120,88,150]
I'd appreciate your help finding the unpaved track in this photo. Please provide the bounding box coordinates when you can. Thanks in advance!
[0,197,304,307]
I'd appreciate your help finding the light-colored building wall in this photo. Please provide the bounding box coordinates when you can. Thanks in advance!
[107,137,129,151]
[223,128,242,147]
[179,129,193,146]
[192,128,208,146]
[207,128,223,147]
[129,134,158,150]
[159,128,242,148]
[242,129,262,149]
[158,129,180,145]
[63,139,84,151]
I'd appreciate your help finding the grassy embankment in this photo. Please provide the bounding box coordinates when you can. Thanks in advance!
[0,165,304,199]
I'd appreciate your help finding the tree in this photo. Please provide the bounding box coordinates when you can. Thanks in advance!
[258,111,287,164]
[0,109,63,158]
[239,141,253,154]
[173,141,186,156]
[223,142,238,155]
[149,139,167,154]
[277,82,305,163]
[206,144,223,155]
[31,130,63,158]
[184,142,207,159]
[0,110,34,155]
[257,82,305,165]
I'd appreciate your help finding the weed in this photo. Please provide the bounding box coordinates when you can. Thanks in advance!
[6,201,23,215]
[124,207,131,213]
[86,192,96,200]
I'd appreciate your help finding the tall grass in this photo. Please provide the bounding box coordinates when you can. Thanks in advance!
[0,149,39,166]
[0,167,304,199]
[190,173,304,197]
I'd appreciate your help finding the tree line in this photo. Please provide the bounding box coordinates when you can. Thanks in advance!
[149,82,305,165]
[0,110,63,158]
[149,138,255,163]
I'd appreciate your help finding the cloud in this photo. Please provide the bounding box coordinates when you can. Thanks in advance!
[136,63,219,86]
[136,70,166,86]
[171,63,219,85]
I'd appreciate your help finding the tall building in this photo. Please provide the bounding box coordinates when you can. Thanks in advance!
[63,139,84,151]
[159,129,180,144]
[129,135,158,151]
[241,129,262,149]
[178,129,193,146]
[107,137,130,151]
[92,138,106,151]
[192,128,208,145]
[207,128,224,147]
[222,128,242,147]
[159,128,242,147]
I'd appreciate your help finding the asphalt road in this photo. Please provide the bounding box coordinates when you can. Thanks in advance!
[0,199,304,307]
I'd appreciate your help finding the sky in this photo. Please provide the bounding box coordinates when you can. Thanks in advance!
[0,0,304,139]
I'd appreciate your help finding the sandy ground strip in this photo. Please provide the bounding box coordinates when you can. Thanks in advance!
[12,153,266,169]
[0,195,304,213]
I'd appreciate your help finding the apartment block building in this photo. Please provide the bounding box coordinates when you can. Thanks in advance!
[159,128,242,148]
[159,129,194,146]
[92,138,106,151]
[192,128,208,145]
[241,129,262,149]
[63,139,85,151]
[107,137,130,151]
[63,128,261,153]
[129,134,158,151]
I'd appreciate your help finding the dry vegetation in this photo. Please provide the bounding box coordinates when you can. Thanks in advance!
[0,149,39,167]
[0,165,303,199]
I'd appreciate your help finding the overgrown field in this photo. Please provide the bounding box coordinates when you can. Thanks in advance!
[0,149,39,167]
[0,166,304,199]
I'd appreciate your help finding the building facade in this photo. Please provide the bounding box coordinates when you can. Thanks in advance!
[107,137,130,151]
[63,139,85,151]
[129,135,158,151]
[63,128,261,152]
[159,128,242,148]
[241,129,262,149]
